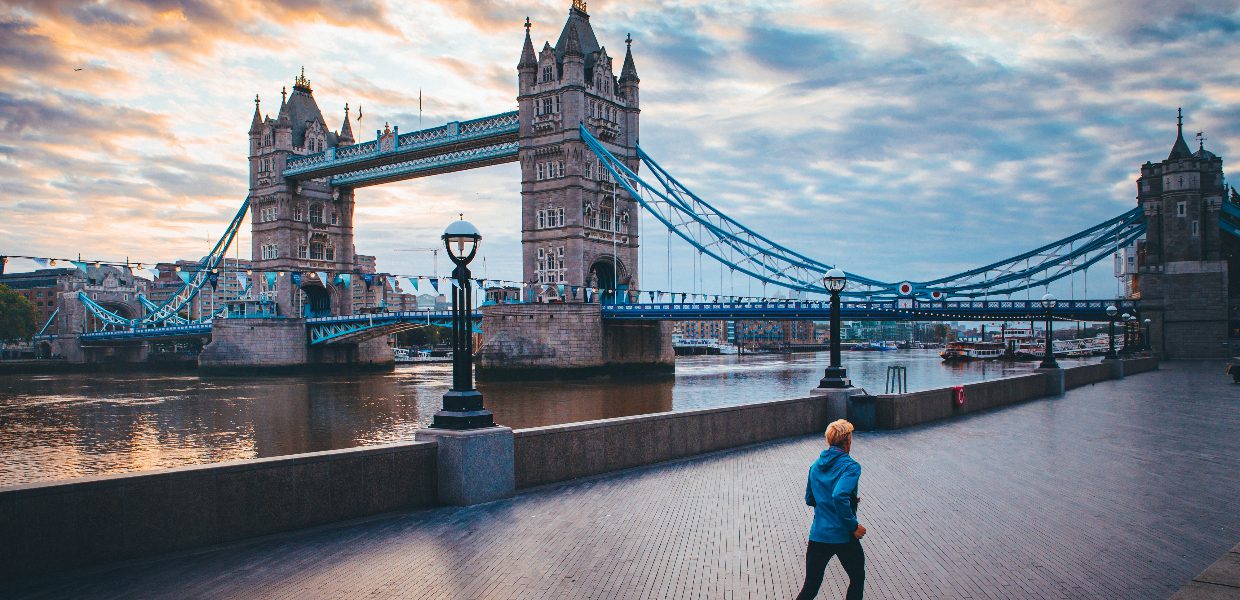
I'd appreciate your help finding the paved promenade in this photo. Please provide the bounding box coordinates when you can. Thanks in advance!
[6,361,1239,599]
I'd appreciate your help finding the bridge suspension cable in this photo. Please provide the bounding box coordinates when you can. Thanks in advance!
[580,124,1146,299]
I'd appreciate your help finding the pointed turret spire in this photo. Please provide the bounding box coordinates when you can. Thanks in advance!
[249,94,263,134]
[1168,107,1191,160]
[339,102,354,144]
[519,17,537,69]
[620,33,639,83]
[563,23,583,57]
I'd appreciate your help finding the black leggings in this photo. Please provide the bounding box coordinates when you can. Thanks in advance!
[795,538,865,600]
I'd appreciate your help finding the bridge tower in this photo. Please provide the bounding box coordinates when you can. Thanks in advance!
[248,70,357,318]
[1135,109,1235,358]
[517,1,641,302]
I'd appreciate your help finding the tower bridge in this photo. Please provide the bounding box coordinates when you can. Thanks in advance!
[42,2,1240,371]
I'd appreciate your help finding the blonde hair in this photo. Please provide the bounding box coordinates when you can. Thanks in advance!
[825,419,855,447]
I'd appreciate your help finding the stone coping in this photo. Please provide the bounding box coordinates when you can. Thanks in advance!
[512,392,820,437]
[0,439,438,495]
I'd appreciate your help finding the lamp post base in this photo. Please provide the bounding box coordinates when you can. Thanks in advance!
[430,390,495,430]
[1038,358,1060,370]
[817,366,851,389]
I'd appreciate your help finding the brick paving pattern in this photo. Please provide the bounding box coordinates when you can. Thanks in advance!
[5,361,1239,599]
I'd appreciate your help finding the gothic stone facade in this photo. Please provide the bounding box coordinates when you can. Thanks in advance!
[248,71,358,318]
[518,5,641,301]
[1136,112,1236,358]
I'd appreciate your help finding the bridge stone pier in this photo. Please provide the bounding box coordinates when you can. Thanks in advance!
[198,319,392,371]
[476,303,673,380]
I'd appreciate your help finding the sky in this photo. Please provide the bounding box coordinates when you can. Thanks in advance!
[2,0,1238,300]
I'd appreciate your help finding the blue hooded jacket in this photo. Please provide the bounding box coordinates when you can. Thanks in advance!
[804,446,860,544]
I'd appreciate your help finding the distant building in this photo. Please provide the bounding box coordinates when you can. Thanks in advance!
[149,258,253,320]
[673,320,728,343]
[0,265,150,335]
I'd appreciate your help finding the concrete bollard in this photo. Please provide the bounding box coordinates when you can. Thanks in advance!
[1035,368,1065,396]
[415,426,515,506]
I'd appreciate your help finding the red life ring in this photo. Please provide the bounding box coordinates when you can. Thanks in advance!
[953,386,966,406]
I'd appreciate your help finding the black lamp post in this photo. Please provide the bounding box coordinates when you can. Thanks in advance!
[1119,312,1132,355]
[429,216,495,430]
[1104,304,1118,359]
[1143,318,1152,352]
[1039,293,1059,369]
[818,268,851,388]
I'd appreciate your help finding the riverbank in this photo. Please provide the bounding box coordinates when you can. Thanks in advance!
[0,358,1163,580]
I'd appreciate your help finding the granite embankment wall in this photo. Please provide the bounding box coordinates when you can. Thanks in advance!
[0,358,1158,580]
[874,358,1159,429]
[0,441,437,580]
[512,393,839,489]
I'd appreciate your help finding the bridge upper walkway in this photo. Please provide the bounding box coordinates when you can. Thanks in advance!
[282,111,518,187]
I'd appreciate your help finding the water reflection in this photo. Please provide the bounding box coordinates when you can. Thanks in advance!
[0,350,1086,486]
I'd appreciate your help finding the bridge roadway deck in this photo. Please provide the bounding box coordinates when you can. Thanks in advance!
[6,361,1238,599]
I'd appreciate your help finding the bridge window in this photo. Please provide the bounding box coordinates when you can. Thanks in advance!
[330,212,339,226]
[310,204,324,224]
[298,243,309,259]
[294,205,304,221]
[1192,220,1199,237]
[536,163,545,180]
[310,240,324,261]
[1176,201,1186,217]
[541,66,553,82]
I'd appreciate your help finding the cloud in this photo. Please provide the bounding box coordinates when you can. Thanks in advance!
[0,0,1237,298]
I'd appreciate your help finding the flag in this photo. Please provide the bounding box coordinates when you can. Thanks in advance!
[291,272,302,286]
[316,271,328,284]
[648,291,654,302]
[146,268,160,281]
[337,273,351,289]
[236,273,247,288]
[265,272,278,289]
[32,257,49,268]
[71,260,89,273]
[571,286,579,299]
[557,284,565,297]
[429,278,439,293]
[357,104,363,121]
[177,271,192,284]
[406,277,419,293]
[207,272,219,288]
[361,274,375,287]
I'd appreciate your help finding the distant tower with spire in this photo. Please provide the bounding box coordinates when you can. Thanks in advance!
[247,68,358,318]
[1135,107,1236,357]
[517,2,641,301]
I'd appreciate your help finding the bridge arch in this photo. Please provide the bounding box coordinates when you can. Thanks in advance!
[298,280,335,318]
[588,254,631,302]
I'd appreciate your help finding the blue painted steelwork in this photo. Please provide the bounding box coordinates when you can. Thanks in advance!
[306,311,481,345]
[283,111,519,183]
[35,307,58,337]
[80,323,212,342]
[78,198,252,330]
[602,299,1137,322]
[136,294,191,325]
[581,125,1146,299]
[328,141,518,188]
[1222,199,1240,239]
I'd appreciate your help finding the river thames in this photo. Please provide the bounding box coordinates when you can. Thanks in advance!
[0,350,1086,486]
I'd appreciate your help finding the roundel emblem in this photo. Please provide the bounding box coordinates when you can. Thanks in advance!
[897,282,913,296]
[930,291,943,300]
